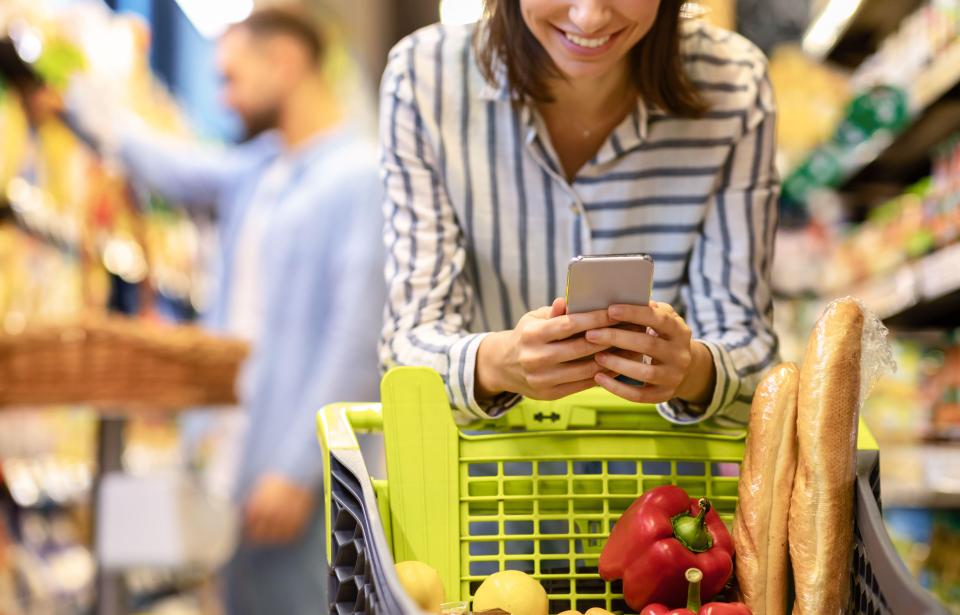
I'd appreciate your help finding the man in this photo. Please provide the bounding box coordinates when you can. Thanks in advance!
[59,7,383,613]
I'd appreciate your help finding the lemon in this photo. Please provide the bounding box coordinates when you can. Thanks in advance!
[473,570,548,615]
[395,560,445,613]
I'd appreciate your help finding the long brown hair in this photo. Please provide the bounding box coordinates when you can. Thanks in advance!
[475,0,707,117]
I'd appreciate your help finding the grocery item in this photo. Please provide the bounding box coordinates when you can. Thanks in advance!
[395,560,445,613]
[732,363,799,615]
[439,600,469,614]
[554,609,614,615]
[599,485,733,611]
[789,298,892,614]
[640,568,752,615]
[471,570,548,615]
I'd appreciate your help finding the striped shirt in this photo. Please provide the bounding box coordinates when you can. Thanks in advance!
[379,19,779,428]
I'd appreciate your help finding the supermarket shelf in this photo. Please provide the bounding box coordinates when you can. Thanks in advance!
[802,0,923,67]
[884,485,960,509]
[0,200,81,255]
[881,444,960,509]
[852,243,960,328]
[784,38,960,207]
[838,41,960,198]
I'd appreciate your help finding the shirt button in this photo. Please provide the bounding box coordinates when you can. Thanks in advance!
[570,203,580,214]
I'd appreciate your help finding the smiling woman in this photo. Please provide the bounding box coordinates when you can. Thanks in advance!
[378,0,780,428]
[477,0,706,117]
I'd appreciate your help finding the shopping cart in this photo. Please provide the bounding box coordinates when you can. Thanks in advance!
[317,367,947,615]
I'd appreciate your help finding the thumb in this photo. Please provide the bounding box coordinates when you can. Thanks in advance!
[549,297,567,318]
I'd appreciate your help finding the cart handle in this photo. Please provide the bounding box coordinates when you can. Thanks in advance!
[318,402,383,455]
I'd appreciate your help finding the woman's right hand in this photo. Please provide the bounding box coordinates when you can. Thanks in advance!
[476,298,616,401]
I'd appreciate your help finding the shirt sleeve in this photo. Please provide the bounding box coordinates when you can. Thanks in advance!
[62,77,236,214]
[378,43,520,422]
[663,67,780,428]
[115,122,237,214]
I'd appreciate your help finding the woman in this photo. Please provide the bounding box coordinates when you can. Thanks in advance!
[379,0,778,427]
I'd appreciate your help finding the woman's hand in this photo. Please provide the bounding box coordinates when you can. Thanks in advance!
[476,298,616,401]
[585,302,716,406]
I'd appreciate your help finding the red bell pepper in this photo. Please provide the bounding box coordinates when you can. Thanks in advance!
[640,568,752,615]
[598,485,734,611]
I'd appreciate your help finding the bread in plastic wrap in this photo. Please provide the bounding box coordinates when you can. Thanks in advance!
[733,362,800,615]
[788,297,894,614]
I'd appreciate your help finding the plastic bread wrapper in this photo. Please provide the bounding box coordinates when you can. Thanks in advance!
[847,296,897,408]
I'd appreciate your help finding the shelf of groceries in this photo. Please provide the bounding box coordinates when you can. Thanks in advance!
[0,2,230,614]
[0,0,212,323]
[774,9,960,595]
[783,0,960,208]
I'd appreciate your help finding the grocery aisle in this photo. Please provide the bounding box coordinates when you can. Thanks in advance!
[0,0,958,614]
[771,0,960,607]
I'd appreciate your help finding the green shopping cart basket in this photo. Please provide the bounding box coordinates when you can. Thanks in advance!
[317,367,947,615]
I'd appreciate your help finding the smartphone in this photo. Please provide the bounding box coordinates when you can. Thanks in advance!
[565,254,655,387]
[565,253,654,314]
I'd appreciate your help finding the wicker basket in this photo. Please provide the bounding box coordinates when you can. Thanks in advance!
[0,316,249,409]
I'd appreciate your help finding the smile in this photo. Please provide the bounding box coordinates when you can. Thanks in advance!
[563,31,612,48]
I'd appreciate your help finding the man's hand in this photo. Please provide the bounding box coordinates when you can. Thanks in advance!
[22,85,63,124]
[476,297,617,401]
[243,474,315,545]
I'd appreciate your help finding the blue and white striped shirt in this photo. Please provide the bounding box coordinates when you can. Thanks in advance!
[379,19,779,428]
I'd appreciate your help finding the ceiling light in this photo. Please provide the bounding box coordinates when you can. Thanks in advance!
[173,0,254,39]
[802,0,865,59]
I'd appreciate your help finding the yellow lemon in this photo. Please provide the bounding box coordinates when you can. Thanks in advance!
[395,560,445,613]
[473,570,549,615]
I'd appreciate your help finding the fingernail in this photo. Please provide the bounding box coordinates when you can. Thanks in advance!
[608,306,623,318]
[594,352,606,363]
[585,330,599,342]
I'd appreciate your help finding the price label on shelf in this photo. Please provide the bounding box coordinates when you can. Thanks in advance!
[856,265,918,319]
[917,243,960,301]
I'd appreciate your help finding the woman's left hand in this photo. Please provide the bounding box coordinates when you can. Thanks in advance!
[584,302,715,405]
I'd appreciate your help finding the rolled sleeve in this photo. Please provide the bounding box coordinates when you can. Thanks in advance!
[657,339,742,425]
[378,37,519,420]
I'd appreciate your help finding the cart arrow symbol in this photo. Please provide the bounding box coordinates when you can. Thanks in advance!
[534,411,561,422]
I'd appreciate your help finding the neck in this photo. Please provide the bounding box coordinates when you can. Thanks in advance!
[278,76,341,149]
[542,61,634,119]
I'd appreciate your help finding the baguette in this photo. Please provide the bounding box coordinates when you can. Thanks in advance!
[733,362,799,615]
[789,298,864,614]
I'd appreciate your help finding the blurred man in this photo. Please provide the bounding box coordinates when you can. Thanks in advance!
[54,7,383,614]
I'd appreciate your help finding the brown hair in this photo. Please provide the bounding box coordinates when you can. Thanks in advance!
[475,0,707,117]
[232,6,327,67]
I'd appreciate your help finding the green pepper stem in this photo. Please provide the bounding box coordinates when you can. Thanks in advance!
[686,568,703,612]
[695,498,711,528]
[672,498,714,553]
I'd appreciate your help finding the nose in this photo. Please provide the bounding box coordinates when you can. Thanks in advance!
[569,0,611,34]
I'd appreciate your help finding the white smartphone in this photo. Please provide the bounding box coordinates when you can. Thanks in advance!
[565,254,655,387]
[565,253,655,314]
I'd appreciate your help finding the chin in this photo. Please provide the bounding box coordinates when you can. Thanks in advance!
[552,57,620,82]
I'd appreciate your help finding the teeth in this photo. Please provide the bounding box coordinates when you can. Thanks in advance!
[564,32,611,48]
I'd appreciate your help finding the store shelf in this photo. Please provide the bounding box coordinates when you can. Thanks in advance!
[881,444,960,509]
[2,180,82,255]
[802,0,924,67]
[852,243,960,328]
[842,43,960,196]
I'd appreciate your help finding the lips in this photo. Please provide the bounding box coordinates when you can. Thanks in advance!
[564,31,611,48]
[553,25,623,56]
